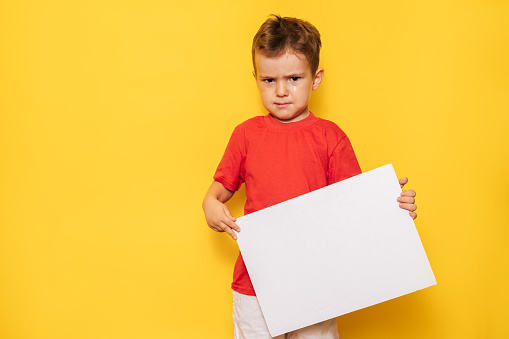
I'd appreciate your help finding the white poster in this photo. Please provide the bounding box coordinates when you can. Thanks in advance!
[235,164,436,337]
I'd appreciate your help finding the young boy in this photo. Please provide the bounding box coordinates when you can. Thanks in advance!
[203,15,417,339]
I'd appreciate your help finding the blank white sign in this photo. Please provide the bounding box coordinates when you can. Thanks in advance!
[235,164,436,337]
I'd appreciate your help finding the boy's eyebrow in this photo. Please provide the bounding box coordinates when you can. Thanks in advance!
[259,73,307,78]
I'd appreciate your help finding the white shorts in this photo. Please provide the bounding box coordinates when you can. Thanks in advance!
[233,290,339,339]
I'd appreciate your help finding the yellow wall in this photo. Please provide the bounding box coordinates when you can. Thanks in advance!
[1,0,508,338]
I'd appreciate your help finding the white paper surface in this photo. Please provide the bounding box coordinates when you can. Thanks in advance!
[235,164,436,337]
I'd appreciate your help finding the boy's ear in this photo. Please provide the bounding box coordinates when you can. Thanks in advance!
[312,68,324,90]
[252,71,259,87]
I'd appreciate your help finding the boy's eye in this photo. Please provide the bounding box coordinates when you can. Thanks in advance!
[263,79,275,83]
[290,77,300,81]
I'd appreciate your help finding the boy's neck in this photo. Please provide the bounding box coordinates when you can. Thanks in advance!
[270,109,311,123]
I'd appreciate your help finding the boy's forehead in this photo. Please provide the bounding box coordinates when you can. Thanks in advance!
[254,50,311,75]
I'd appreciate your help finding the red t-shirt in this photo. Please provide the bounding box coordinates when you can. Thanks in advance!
[214,112,362,295]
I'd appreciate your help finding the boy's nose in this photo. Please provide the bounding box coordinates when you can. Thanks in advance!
[276,81,289,97]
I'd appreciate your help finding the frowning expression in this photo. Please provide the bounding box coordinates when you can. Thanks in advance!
[253,51,324,123]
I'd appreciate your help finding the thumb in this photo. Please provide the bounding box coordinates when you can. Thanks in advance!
[399,177,408,188]
[224,206,236,222]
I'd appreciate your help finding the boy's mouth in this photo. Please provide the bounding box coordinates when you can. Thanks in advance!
[275,102,291,108]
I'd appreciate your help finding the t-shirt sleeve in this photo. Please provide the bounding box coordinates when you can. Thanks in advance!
[213,126,245,192]
[328,135,362,185]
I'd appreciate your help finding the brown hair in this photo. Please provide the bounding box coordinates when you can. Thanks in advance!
[252,14,322,75]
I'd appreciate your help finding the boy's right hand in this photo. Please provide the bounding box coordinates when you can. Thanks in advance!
[203,198,240,240]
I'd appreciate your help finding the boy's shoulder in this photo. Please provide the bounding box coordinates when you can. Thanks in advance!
[234,115,265,130]
[312,115,350,142]
[315,116,345,131]
[229,116,266,139]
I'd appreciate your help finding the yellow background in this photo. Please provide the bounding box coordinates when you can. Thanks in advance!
[1,0,508,338]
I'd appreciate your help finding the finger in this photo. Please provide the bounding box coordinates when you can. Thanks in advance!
[397,196,415,204]
[221,219,240,233]
[220,221,238,240]
[409,211,417,220]
[224,206,237,222]
[399,203,417,212]
[400,190,416,197]
[399,177,408,188]
[222,216,241,232]
[210,225,225,232]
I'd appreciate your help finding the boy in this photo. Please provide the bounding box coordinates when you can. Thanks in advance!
[202,15,417,339]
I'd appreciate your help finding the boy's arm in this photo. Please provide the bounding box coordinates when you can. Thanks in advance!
[398,177,417,219]
[202,180,241,240]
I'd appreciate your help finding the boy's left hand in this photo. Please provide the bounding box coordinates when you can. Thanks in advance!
[398,177,417,219]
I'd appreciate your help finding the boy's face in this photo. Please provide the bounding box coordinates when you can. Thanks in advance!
[253,51,324,123]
